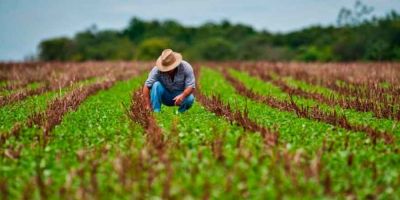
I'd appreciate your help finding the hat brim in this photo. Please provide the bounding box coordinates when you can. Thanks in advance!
[156,52,182,72]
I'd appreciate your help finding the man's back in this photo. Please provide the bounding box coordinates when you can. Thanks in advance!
[145,60,195,92]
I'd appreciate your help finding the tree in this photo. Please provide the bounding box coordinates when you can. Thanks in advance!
[136,38,171,60]
[38,7,400,62]
[124,17,147,43]
[296,46,334,62]
[189,37,236,61]
[337,0,374,27]
[39,37,75,61]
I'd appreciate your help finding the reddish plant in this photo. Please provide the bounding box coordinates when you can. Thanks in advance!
[128,90,165,151]
[221,69,395,145]
[211,135,225,162]
[0,179,8,200]
[194,65,279,148]
[0,61,149,107]
[25,79,116,146]
[229,63,400,121]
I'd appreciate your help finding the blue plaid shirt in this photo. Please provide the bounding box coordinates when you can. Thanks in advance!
[145,60,196,92]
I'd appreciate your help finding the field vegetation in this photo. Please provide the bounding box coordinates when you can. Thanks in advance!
[0,61,399,199]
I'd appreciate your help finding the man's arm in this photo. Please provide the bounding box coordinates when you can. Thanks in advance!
[173,87,194,106]
[174,61,196,105]
[143,86,151,110]
[182,87,194,97]
[143,67,159,110]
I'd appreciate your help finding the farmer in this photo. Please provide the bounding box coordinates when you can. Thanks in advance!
[143,49,195,113]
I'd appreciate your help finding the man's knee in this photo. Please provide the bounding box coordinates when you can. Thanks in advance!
[151,81,164,94]
[153,81,162,89]
[184,94,195,105]
[178,94,194,113]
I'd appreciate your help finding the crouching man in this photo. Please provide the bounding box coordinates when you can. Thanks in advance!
[143,49,195,113]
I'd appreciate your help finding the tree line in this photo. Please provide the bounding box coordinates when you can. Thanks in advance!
[39,2,400,62]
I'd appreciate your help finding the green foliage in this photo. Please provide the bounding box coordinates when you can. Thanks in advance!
[364,39,392,60]
[1,68,400,199]
[296,46,334,61]
[39,37,75,61]
[0,79,96,132]
[73,30,135,61]
[188,37,236,61]
[199,67,400,198]
[0,76,146,199]
[39,29,135,61]
[229,68,400,135]
[136,38,171,60]
[38,5,400,61]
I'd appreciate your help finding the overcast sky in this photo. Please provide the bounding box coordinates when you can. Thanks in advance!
[0,0,399,61]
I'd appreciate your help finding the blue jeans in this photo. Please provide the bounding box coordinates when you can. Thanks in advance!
[151,81,195,113]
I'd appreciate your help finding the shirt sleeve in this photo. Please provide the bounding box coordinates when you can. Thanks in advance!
[144,67,159,88]
[183,61,196,89]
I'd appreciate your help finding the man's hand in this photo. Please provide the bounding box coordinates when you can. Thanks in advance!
[145,104,151,111]
[173,94,185,106]
[174,87,194,106]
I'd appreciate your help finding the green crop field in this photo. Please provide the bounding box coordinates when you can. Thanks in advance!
[1,62,400,199]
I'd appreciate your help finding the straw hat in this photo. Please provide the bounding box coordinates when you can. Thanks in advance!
[156,49,182,72]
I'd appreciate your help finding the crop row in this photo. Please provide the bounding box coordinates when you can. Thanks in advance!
[194,67,278,147]
[199,67,392,150]
[1,65,327,198]
[0,78,97,135]
[227,67,400,136]
[128,90,164,151]
[227,62,400,118]
[0,61,149,107]
[234,64,400,121]
[226,61,400,89]
[221,68,394,145]
[0,61,150,90]
[1,73,147,199]
[153,100,333,198]
[144,75,334,198]
[198,66,400,198]
[1,62,399,199]
[0,66,143,147]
